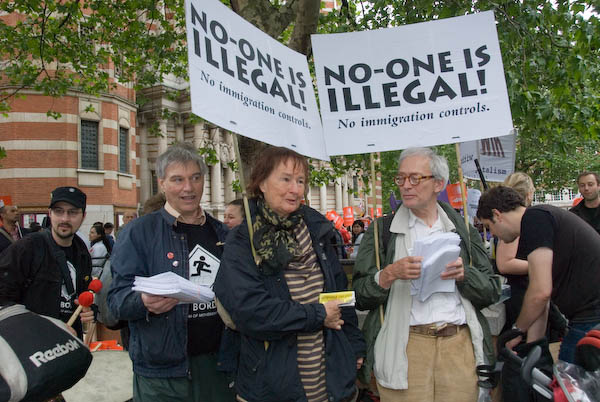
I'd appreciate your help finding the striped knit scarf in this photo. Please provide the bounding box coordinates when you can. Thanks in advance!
[252,198,304,276]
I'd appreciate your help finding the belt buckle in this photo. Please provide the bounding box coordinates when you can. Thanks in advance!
[433,323,448,335]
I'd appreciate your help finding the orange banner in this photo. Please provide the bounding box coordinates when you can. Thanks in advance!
[446,183,466,209]
[0,196,12,207]
[342,206,354,227]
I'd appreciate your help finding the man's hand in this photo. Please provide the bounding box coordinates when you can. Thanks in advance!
[141,293,179,314]
[323,300,344,330]
[506,334,523,353]
[65,324,77,337]
[80,306,95,323]
[379,256,423,289]
[356,357,364,370]
[441,257,465,282]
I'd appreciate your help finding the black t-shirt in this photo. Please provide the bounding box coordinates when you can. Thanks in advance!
[517,205,600,322]
[58,245,79,324]
[571,204,600,235]
[516,209,555,257]
[175,221,224,355]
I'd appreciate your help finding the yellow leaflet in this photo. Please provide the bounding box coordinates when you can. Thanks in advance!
[318,291,355,304]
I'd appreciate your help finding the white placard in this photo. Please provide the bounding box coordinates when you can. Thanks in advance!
[185,0,328,160]
[467,188,482,224]
[312,11,513,156]
[460,134,516,182]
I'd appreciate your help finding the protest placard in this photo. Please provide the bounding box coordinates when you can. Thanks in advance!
[312,11,513,156]
[460,134,516,182]
[185,0,327,160]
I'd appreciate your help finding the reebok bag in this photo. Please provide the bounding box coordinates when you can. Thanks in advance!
[0,304,92,402]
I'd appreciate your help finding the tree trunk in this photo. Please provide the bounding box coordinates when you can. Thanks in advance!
[229,0,322,186]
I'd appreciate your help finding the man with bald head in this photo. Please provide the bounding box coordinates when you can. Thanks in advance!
[0,204,24,254]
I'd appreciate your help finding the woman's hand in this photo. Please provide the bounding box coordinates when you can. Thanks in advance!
[323,300,344,330]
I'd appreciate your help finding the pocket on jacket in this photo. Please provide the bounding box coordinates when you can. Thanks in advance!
[134,312,184,367]
[326,329,357,398]
[237,335,266,400]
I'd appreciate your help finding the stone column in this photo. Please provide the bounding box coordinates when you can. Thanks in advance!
[320,183,327,214]
[210,129,223,216]
[175,122,184,143]
[335,178,342,213]
[193,123,204,149]
[342,175,349,208]
[139,124,151,202]
[158,119,168,155]
[223,132,235,202]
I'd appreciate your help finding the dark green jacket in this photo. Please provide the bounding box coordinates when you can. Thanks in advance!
[352,202,501,385]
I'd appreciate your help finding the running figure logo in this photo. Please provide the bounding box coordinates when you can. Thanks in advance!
[188,245,220,287]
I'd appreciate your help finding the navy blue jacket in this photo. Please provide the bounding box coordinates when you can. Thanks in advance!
[214,201,366,402]
[107,208,228,377]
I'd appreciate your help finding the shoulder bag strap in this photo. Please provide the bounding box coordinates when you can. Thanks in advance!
[41,231,75,297]
[0,227,14,244]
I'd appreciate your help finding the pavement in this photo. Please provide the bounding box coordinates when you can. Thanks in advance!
[63,350,133,402]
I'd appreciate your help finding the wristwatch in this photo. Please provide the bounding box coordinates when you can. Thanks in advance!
[511,324,525,335]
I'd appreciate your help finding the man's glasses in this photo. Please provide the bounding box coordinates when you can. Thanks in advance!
[51,207,82,217]
[394,174,435,186]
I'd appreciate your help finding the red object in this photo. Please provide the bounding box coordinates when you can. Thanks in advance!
[89,340,124,351]
[0,196,12,207]
[342,206,354,227]
[325,210,339,221]
[446,183,466,209]
[167,252,174,259]
[339,227,351,244]
[369,208,383,218]
[572,197,583,206]
[88,279,102,293]
[332,215,343,230]
[77,291,94,307]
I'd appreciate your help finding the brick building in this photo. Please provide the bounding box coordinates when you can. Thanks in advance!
[0,3,382,235]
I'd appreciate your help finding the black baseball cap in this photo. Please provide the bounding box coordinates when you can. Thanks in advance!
[49,187,87,212]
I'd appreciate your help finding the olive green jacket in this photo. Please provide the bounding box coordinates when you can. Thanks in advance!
[352,202,501,385]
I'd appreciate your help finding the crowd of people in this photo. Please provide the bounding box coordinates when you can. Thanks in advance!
[0,143,599,402]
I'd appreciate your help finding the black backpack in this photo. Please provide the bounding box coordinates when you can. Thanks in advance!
[0,304,92,402]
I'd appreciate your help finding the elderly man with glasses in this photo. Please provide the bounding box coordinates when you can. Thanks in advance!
[353,147,501,402]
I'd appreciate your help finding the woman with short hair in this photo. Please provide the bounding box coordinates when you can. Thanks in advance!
[214,146,365,402]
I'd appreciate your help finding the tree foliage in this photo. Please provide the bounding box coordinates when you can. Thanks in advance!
[0,0,188,112]
[321,0,600,192]
[1,0,599,193]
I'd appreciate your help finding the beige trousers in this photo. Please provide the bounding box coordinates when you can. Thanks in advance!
[377,326,479,402]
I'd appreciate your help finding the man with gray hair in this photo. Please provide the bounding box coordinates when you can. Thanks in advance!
[353,147,500,402]
[108,143,232,401]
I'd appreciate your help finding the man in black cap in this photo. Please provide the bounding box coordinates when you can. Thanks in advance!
[0,186,93,338]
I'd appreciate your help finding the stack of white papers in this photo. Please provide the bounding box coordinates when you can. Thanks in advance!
[132,271,215,304]
[410,232,461,302]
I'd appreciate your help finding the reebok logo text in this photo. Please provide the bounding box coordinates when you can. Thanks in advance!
[29,339,80,367]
